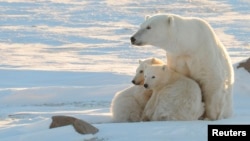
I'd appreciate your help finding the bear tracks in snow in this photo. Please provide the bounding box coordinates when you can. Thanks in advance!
[237,57,250,73]
[49,115,99,134]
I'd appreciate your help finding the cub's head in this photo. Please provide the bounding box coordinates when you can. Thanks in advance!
[143,65,169,89]
[132,58,165,85]
[130,14,175,47]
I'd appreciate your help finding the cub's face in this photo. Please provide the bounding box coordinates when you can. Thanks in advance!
[143,65,164,89]
[132,58,165,85]
[144,65,169,89]
[131,15,172,47]
[132,59,153,85]
[132,63,145,85]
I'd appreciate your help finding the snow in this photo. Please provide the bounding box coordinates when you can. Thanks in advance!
[0,0,249,141]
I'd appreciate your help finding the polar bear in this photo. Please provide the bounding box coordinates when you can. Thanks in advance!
[110,85,152,122]
[132,57,165,85]
[130,13,234,120]
[110,58,164,122]
[142,64,204,121]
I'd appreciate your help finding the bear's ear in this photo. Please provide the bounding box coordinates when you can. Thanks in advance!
[139,60,142,64]
[145,15,151,20]
[152,58,163,64]
[151,58,156,63]
[167,15,174,25]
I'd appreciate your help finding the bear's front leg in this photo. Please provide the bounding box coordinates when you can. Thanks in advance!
[141,104,156,121]
[141,111,150,121]
[141,93,158,121]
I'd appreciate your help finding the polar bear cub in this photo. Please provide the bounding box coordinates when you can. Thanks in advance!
[132,57,165,85]
[110,58,164,122]
[142,64,204,121]
[110,85,152,122]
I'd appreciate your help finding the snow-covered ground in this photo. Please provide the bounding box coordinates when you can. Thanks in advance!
[0,0,249,141]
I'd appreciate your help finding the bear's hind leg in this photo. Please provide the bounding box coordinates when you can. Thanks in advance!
[203,84,232,120]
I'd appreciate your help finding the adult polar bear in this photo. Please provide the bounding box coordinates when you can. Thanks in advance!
[130,13,234,120]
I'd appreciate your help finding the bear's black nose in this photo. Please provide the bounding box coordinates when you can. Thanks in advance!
[130,37,136,44]
[132,80,136,84]
[144,84,148,88]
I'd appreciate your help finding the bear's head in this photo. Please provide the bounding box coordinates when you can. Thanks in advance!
[130,14,174,48]
[132,58,165,85]
[143,64,170,90]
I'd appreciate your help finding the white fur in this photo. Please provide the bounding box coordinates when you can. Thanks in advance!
[142,65,204,121]
[132,57,165,85]
[110,58,164,122]
[131,13,234,120]
[111,85,151,122]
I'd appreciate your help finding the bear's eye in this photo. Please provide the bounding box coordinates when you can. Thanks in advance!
[152,76,155,79]
[140,70,143,73]
[146,26,151,30]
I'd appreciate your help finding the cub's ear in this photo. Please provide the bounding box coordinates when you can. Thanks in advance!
[145,15,151,20]
[151,58,156,63]
[152,57,163,64]
[139,60,142,64]
[167,15,174,25]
